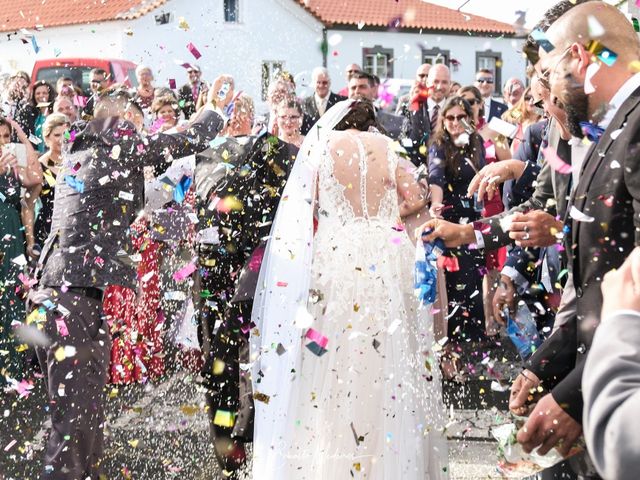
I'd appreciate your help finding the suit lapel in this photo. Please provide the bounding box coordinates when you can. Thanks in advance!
[305,97,319,120]
[571,86,640,247]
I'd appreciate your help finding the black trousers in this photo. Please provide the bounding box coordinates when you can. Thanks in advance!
[198,249,254,477]
[31,288,110,480]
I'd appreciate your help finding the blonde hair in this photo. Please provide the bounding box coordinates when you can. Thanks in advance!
[151,95,179,115]
[233,93,255,121]
[43,113,69,138]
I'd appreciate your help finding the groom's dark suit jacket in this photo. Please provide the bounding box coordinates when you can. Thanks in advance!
[38,110,223,290]
[526,85,640,421]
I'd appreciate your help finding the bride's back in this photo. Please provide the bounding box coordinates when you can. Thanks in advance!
[319,130,398,223]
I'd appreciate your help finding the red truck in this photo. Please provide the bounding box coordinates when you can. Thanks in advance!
[31,58,138,95]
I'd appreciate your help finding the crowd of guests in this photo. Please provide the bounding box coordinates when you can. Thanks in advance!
[1,0,640,477]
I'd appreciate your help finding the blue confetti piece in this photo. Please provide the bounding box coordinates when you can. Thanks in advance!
[530,29,555,53]
[31,35,40,54]
[64,175,85,193]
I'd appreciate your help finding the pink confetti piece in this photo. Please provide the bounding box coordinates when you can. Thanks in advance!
[173,262,197,281]
[55,317,69,337]
[543,146,572,174]
[4,440,17,452]
[306,328,328,349]
[169,78,176,89]
[276,281,288,287]
[187,42,202,59]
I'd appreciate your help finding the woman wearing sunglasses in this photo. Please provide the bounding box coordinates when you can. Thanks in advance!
[427,96,488,379]
[502,87,543,156]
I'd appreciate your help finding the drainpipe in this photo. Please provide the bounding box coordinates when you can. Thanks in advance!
[322,27,328,68]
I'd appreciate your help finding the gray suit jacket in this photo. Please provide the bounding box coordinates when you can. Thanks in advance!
[479,119,572,250]
[583,311,640,480]
[39,110,223,290]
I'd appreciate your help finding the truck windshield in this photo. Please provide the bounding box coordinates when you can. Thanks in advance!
[36,66,94,95]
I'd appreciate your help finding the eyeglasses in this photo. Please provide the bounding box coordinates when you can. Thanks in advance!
[316,81,329,85]
[444,114,468,122]
[187,70,199,74]
[417,73,428,78]
[537,46,572,90]
[90,79,106,84]
[476,78,494,84]
[464,98,480,106]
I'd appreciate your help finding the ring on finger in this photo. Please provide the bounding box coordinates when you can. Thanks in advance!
[523,225,530,233]
[522,232,530,240]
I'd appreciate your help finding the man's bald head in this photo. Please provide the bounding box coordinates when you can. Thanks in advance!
[545,1,640,65]
[427,64,451,103]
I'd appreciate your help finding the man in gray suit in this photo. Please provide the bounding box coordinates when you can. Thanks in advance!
[583,246,640,480]
[347,71,408,140]
[30,86,225,479]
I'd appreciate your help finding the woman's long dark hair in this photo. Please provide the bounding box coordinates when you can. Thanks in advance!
[334,98,381,132]
[457,85,485,122]
[29,80,56,114]
[429,96,484,177]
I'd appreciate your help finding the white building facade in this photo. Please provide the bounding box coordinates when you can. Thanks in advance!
[0,0,524,103]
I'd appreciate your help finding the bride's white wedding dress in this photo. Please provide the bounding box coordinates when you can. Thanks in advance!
[252,127,448,479]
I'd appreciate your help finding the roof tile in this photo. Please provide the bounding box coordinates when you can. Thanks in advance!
[296,0,516,35]
[0,0,167,32]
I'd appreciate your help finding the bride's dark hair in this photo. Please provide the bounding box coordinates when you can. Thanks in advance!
[333,98,379,132]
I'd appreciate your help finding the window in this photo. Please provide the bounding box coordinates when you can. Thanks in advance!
[261,60,284,101]
[224,0,239,23]
[421,47,450,66]
[362,45,394,79]
[476,50,503,94]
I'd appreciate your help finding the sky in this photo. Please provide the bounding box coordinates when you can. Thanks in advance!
[426,0,623,28]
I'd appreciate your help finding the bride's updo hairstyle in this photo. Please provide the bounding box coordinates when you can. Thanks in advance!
[333,98,379,132]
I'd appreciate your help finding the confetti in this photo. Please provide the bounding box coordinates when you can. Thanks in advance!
[569,206,595,223]
[543,146,572,174]
[187,42,202,59]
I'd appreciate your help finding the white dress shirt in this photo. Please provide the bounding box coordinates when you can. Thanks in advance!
[599,72,640,129]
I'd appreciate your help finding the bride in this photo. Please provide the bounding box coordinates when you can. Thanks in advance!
[250,99,449,479]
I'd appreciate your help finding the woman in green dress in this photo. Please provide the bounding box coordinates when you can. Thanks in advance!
[0,117,42,386]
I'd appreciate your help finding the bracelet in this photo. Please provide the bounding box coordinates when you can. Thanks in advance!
[521,370,537,384]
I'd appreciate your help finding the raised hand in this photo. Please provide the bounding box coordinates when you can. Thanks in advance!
[467,159,526,200]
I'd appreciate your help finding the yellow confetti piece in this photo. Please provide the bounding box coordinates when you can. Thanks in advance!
[180,404,200,416]
[630,60,640,73]
[213,358,225,375]
[108,388,119,399]
[16,344,29,352]
[178,16,190,31]
[128,439,139,448]
[54,347,66,362]
[213,409,236,428]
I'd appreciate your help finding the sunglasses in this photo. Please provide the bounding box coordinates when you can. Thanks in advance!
[417,73,428,78]
[279,115,301,121]
[444,114,468,122]
[464,98,480,106]
[524,96,533,102]
[476,78,494,84]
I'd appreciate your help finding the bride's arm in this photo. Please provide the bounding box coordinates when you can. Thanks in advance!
[396,161,428,217]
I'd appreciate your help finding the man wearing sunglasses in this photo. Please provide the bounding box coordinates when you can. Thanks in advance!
[179,64,208,119]
[474,68,507,122]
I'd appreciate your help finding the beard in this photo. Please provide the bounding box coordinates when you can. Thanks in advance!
[562,73,591,138]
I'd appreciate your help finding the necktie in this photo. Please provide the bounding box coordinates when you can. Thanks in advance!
[318,98,326,116]
[430,104,439,132]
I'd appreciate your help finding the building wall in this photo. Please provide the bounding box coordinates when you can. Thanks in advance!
[122,0,324,108]
[0,23,124,77]
[326,28,526,94]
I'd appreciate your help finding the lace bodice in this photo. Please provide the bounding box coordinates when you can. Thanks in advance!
[316,130,400,227]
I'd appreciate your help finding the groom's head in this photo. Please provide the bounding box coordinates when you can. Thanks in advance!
[348,72,375,101]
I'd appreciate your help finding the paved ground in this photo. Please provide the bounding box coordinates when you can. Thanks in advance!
[1,369,513,479]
